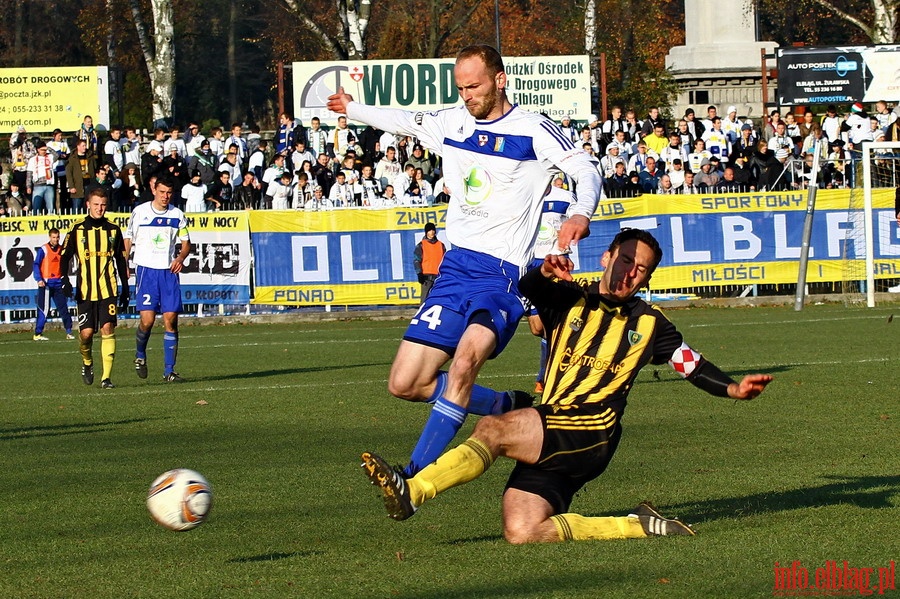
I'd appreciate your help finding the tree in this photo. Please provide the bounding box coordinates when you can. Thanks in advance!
[128,0,177,126]
[810,0,898,43]
[280,0,372,59]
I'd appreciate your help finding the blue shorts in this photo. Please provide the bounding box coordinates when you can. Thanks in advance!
[404,248,527,359]
[135,265,183,314]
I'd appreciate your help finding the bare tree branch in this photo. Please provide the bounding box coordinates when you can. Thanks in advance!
[809,0,874,39]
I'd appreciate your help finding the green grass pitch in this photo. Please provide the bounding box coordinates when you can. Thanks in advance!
[0,303,897,598]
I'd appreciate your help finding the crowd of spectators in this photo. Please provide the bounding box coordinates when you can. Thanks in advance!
[2,101,899,216]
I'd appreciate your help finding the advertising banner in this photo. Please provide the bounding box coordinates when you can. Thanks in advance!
[0,211,252,309]
[250,207,448,305]
[0,66,109,133]
[777,45,900,105]
[248,189,899,306]
[292,55,592,123]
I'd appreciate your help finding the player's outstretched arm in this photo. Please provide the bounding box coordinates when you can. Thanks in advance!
[556,215,591,253]
[727,374,773,400]
[327,88,354,115]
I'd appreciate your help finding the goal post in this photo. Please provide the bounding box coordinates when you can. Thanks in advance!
[862,141,900,308]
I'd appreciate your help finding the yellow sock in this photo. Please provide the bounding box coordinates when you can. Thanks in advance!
[550,514,647,541]
[79,336,93,365]
[101,334,116,380]
[409,438,495,506]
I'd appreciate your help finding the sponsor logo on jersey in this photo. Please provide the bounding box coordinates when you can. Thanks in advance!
[569,316,583,332]
[463,165,491,206]
[628,330,643,346]
[494,137,505,152]
[478,134,488,146]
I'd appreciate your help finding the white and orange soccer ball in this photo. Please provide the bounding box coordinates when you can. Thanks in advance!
[146,468,213,531]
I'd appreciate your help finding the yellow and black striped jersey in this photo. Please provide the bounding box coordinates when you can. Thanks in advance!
[60,216,128,301]
[520,268,685,413]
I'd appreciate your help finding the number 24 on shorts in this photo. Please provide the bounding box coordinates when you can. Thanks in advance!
[411,305,443,330]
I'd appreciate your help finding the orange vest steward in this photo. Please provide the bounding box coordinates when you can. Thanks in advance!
[421,239,445,276]
[40,243,63,280]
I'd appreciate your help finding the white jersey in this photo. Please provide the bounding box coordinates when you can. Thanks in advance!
[182,183,208,213]
[125,202,190,269]
[533,185,575,259]
[348,102,603,267]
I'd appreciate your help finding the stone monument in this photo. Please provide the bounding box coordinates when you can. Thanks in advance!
[666,0,778,123]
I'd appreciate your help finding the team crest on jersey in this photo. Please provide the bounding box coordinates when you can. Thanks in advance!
[478,134,489,146]
[569,316,583,332]
[494,137,505,152]
[627,330,643,346]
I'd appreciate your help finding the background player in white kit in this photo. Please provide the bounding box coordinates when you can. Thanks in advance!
[124,174,191,382]
[328,45,604,480]
[528,175,576,394]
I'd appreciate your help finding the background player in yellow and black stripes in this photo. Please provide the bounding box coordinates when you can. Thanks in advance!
[60,188,130,389]
[362,228,773,543]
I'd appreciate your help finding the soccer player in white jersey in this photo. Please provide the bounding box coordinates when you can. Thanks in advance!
[124,174,191,382]
[328,44,604,480]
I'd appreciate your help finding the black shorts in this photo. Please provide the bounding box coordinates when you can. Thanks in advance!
[76,298,118,332]
[505,403,622,514]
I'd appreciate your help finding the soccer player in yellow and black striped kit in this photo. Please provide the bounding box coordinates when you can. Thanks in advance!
[362,228,772,542]
[60,188,130,389]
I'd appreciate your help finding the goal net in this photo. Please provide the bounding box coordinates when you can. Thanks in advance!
[843,141,900,307]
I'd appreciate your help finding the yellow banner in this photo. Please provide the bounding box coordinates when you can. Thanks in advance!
[0,67,109,133]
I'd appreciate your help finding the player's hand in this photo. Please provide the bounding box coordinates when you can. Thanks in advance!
[118,288,130,311]
[170,258,184,274]
[728,374,773,400]
[61,278,73,298]
[326,87,354,115]
[540,254,575,281]
[557,215,591,253]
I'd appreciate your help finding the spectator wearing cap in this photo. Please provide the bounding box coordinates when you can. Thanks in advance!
[414,221,446,303]
[182,169,210,213]
[623,170,643,197]
[730,149,756,190]
[842,102,874,144]
[189,138,219,186]
[304,185,333,211]
[26,141,56,214]
[667,158,686,190]
[10,125,36,192]
[731,122,757,161]
[407,143,435,182]
[722,106,744,144]
[826,139,850,180]
[683,108,705,141]
[559,115,578,144]
[598,143,626,178]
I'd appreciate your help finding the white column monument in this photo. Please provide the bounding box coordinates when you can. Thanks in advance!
[666,0,778,122]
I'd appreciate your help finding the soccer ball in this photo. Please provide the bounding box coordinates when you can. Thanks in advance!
[146,468,213,531]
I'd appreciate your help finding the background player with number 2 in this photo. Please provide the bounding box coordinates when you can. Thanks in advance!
[328,44,604,480]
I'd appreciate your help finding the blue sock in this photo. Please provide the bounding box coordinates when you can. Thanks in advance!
[467,383,509,415]
[426,371,449,404]
[404,397,466,477]
[163,332,178,375]
[429,371,506,415]
[135,327,151,360]
[537,338,548,383]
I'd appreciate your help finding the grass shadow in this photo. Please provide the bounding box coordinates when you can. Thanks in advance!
[188,362,391,383]
[228,550,323,563]
[666,474,900,522]
[0,417,164,441]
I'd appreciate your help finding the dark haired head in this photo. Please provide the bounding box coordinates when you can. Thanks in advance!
[608,229,663,274]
